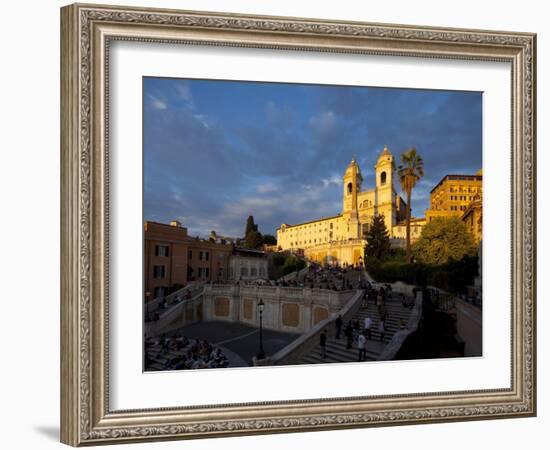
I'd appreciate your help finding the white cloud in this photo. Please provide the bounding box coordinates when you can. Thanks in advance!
[193,113,210,128]
[309,110,336,132]
[256,183,279,194]
[175,83,193,103]
[149,95,167,110]
[321,173,343,187]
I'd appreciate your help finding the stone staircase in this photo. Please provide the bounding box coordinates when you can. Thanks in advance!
[290,297,414,365]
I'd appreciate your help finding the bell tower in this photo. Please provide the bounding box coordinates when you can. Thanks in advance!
[342,157,363,239]
[374,145,395,232]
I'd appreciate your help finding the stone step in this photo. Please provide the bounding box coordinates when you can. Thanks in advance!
[324,343,372,361]
[299,349,376,365]
[291,286,415,365]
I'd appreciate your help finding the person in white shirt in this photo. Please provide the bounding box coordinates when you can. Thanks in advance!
[363,316,372,340]
[357,332,367,361]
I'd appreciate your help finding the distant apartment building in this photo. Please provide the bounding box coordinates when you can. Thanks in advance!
[391,217,427,248]
[144,221,232,299]
[461,195,483,243]
[228,248,269,282]
[425,170,483,222]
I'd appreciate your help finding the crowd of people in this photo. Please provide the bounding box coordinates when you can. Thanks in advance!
[293,263,367,290]
[200,262,367,291]
[144,335,229,371]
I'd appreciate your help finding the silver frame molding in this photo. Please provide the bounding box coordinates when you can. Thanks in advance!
[60,3,536,446]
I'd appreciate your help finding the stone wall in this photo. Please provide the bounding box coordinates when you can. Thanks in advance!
[455,298,482,357]
[202,284,354,334]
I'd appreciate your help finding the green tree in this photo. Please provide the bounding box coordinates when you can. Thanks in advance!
[364,215,391,259]
[413,216,477,265]
[398,148,424,263]
[281,256,306,275]
[244,230,263,249]
[262,234,277,246]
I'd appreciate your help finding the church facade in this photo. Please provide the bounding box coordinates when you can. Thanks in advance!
[276,146,408,266]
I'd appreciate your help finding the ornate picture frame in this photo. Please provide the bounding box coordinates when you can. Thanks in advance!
[60,3,536,446]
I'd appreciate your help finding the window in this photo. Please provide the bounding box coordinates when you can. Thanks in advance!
[155,245,169,257]
[380,171,387,185]
[259,267,265,277]
[240,267,248,277]
[188,250,193,260]
[250,267,258,277]
[153,265,166,279]
[347,182,353,194]
[199,251,210,261]
[198,267,209,278]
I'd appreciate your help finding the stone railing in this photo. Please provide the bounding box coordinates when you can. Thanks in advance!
[376,292,423,361]
[146,282,204,313]
[256,289,364,366]
[145,292,203,337]
[278,265,310,282]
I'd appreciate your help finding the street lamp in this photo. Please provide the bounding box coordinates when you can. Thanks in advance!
[145,290,151,322]
[257,299,266,360]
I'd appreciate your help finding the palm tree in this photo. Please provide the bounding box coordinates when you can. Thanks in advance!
[398,148,424,263]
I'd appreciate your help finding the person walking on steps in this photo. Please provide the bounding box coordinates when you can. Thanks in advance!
[320,329,328,358]
[378,319,386,342]
[357,331,367,361]
[335,314,343,339]
[363,315,372,340]
[345,322,353,350]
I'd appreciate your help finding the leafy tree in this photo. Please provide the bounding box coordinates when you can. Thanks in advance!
[364,215,391,259]
[281,256,306,275]
[413,217,477,265]
[244,230,263,249]
[398,148,424,263]
[262,234,277,245]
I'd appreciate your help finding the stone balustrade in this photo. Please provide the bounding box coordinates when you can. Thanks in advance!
[145,292,204,337]
[202,284,356,334]
[146,282,204,312]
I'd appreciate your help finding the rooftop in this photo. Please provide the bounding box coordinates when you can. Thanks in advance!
[279,214,343,230]
[430,173,483,194]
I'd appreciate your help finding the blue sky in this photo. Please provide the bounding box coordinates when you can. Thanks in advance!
[143,77,482,238]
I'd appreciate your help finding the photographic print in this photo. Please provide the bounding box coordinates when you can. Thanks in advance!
[143,78,483,371]
[61,5,535,444]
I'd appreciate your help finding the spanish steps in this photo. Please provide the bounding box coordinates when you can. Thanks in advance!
[290,294,415,365]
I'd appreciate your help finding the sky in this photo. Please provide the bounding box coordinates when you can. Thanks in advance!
[143,77,482,238]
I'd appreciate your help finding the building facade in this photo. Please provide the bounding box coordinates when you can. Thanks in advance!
[144,221,233,299]
[425,170,483,222]
[277,146,407,265]
[391,217,427,248]
[228,248,269,282]
[461,195,483,243]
